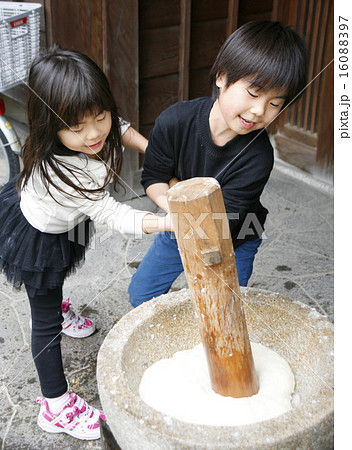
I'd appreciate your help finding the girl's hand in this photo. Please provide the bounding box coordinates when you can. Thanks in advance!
[142,213,173,234]
[122,127,148,154]
[164,213,173,232]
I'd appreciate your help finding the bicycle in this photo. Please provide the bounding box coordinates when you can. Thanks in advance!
[0,1,42,190]
[0,95,21,190]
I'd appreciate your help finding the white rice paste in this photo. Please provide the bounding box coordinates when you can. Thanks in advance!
[139,343,295,426]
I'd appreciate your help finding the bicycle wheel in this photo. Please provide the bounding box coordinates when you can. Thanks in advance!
[0,127,20,191]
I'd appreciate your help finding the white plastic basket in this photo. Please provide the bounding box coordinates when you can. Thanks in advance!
[0,1,41,91]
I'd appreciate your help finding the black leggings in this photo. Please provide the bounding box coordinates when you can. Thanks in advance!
[26,285,67,398]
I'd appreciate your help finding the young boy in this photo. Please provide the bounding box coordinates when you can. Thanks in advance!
[128,20,307,307]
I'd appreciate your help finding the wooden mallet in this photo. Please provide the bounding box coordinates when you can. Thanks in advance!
[167,177,259,398]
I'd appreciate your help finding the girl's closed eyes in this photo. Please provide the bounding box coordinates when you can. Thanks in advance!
[71,111,108,132]
[57,111,112,159]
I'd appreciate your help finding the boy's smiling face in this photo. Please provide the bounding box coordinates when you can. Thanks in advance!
[210,75,287,143]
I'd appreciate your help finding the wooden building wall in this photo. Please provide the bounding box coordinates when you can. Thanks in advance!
[272,0,334,178]
[139,0,231,139]
[138,0,276,174]
[12,0,333,197]
[138,0,333,180]
[139,0,277,138]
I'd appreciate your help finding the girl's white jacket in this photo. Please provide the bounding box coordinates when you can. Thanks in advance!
[20,134,148,239]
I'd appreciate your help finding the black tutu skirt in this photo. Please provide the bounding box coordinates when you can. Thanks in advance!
[0,177,95,292]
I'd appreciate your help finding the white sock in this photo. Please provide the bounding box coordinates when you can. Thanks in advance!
[46,391,70,414]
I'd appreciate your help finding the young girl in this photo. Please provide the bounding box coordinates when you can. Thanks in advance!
[0,47,170,440]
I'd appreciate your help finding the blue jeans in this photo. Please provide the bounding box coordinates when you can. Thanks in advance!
[128,232,261,308]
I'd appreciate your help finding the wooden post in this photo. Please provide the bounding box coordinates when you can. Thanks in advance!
[178,0,191,101]
[167,177,259,398]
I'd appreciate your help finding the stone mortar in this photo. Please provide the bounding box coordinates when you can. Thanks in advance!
[97,288,333,449]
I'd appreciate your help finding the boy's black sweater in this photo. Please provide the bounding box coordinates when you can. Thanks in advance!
[142,97,274,248]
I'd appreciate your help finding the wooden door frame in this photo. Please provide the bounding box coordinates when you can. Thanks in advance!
[271,0,334,176]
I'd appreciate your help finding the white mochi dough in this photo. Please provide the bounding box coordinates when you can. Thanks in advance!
[139,342,295,426]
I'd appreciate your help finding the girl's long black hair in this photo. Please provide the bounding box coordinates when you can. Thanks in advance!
[18,46,123,199]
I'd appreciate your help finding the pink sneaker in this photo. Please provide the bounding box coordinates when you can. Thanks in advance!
[61,299,96,338]
[29,299,96,338]
[36,393,105,440]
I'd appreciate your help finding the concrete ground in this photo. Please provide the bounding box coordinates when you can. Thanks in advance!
[0,161,333,449]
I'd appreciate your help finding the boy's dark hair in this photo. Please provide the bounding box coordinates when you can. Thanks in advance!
[18,46,123,199]
[210,21,307,107]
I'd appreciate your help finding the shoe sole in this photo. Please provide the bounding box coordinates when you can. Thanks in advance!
[62,325,97,338]
[37,414,100,440]
[30,320,97,339]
